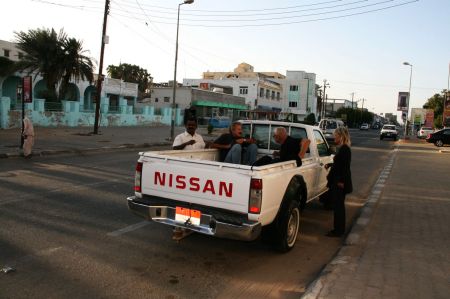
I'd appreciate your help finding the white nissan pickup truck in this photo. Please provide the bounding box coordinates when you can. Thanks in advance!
[127,120,333,252]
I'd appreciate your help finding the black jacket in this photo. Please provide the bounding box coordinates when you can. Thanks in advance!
[327,144,353,194]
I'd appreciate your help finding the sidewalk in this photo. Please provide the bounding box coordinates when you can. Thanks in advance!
[0,125,225,158]
[303,144,450,298]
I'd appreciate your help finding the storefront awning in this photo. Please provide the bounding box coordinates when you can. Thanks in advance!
[192,100,247,110]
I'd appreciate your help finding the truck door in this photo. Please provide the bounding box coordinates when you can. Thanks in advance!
[313,129,333,195]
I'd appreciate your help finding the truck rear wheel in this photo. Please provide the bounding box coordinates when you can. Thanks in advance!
[266,200,300,253]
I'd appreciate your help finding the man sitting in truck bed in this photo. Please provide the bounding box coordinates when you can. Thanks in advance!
[254,127,311,167]
[211,122,258,165]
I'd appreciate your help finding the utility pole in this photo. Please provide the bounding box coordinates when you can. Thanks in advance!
[350,92,355,109]
[322,79,330,119]
[94,0,110,134]
[361,98,365,123]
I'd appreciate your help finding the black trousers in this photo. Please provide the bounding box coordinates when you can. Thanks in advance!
[331,185,346,233]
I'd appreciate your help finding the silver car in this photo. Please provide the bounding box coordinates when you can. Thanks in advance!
[417,126,434,138]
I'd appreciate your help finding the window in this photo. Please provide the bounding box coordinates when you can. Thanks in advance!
[271,91,275,100]
[290,127,308,139]
[289,85,298,91]
[277,92,280,101]
[155,98,159,102]
[259,88,264,97]
[314,130,330,157]
[3,49,10,57]
[270,125,289,150]
[239,86,248,95]
[163,97,170,102]
[242,124,252,138]
[290,127,310,154]
[289,102,298,108]
[266,89,270,98]
[253,124,270,150]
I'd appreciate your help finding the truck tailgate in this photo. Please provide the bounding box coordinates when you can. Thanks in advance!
[141,159,252,214]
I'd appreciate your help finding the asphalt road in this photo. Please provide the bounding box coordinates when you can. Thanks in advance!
[0,129,396,298]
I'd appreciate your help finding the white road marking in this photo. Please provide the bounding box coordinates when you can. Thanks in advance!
[107,221,150,237]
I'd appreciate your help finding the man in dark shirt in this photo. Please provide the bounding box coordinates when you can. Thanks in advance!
[254,127,310,167]
[211,122,257,165]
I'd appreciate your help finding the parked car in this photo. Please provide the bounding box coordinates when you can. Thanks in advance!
[318,118,345,141]
[426,128,450,147]
[380,124,398,140]
[360,123,369,130]
[417,127,434,139]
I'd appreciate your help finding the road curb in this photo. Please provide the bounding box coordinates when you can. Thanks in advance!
[302,149,398,299]
[0,142,172,159]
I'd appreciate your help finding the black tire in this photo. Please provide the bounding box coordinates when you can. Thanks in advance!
[380,136,383,140]
[435,140,444,147]
[270,200,301,253]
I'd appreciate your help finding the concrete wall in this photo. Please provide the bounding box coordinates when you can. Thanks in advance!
[0,96,182,129]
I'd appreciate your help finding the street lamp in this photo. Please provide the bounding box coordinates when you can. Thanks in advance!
[321,79,330,120]
[170,0,194,141]
[403,61,413,137]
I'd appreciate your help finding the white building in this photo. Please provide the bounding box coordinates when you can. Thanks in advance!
[183,63,317,119]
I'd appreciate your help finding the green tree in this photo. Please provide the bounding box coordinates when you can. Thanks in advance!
[58,38,94,100]
[335,107,373,127]
[423,91,446,128]
[107,63,152,97]
[304,113,316,125]
[14,28,94,102]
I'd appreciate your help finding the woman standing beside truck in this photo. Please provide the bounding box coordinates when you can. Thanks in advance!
[325,127,353,237]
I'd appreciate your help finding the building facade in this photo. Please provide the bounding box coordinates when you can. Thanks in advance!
[142,86,246,126]
[183,63,317,120]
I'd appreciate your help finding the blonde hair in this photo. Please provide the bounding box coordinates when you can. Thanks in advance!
[334,127,351,146]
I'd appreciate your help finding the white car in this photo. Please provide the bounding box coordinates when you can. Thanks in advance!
[360,123,369,130]
[417,127,434,138]
[380,124,398,140]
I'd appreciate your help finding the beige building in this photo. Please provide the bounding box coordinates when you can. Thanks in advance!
[0,39,24,62]
[184,62,317,119]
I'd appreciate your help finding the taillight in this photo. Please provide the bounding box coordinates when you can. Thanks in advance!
[249,178,262,214]
[427,134,431,139]
[134,162,143,193]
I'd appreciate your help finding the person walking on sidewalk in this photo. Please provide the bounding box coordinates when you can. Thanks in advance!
[22,116,35,159]
[172,118,206,150]
[325,127,353,237]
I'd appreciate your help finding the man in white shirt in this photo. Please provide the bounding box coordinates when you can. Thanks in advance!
[172,118,206,150]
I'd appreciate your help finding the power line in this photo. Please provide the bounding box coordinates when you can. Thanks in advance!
[31,0,103,10]
[112,0,394,23]
[116,0,346,13]
[109,0,419,27]
[114,0,367,17]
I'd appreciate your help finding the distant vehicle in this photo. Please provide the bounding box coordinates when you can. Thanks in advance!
[360,123,369,130]
[426,128,450,147]
[417,127,434,139]
[318,118,345,141]
[380,124,398,140]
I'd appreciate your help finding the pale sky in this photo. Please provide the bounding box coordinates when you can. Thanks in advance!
[2,0,449,118]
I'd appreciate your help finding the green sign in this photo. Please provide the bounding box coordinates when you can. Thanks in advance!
[414,114,421,125]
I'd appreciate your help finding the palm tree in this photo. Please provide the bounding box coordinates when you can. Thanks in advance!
[15,28,66,101]
[14,28,95,102]
[58,38,94,101]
